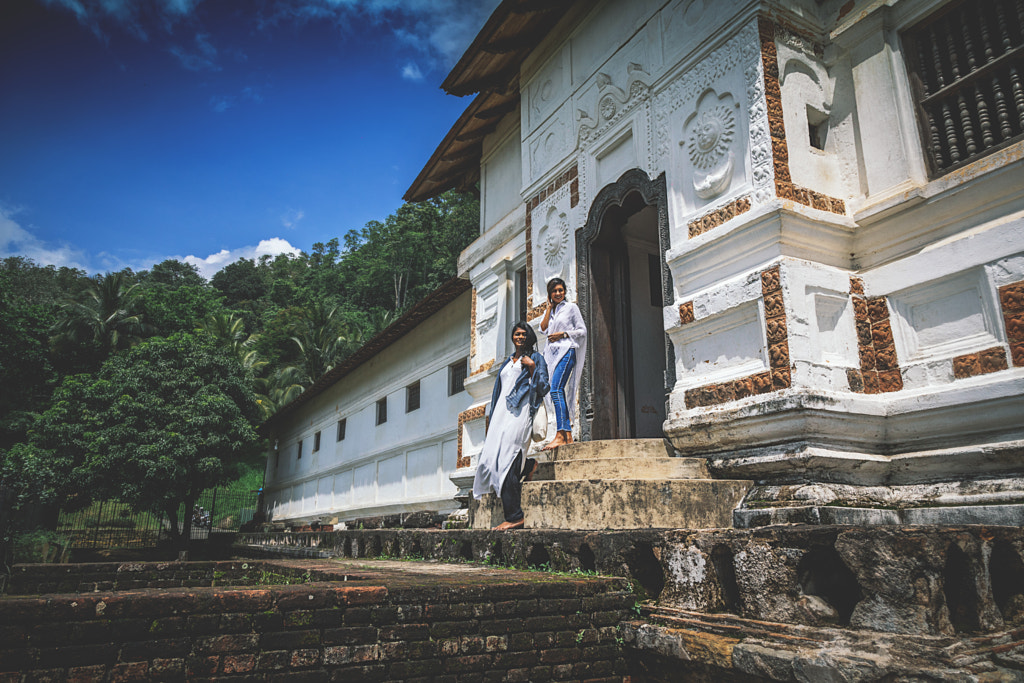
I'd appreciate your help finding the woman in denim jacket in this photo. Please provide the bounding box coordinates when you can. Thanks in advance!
[472,321,550,530]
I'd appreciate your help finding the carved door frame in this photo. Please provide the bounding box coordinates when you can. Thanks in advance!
[575,168,674,442]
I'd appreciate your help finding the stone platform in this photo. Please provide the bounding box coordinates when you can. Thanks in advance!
[235,523,1024,680]
[469,439,752,530]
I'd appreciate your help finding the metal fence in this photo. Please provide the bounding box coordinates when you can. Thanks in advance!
[56,488,260,549]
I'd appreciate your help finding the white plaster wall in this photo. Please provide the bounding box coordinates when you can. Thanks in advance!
[481,116,523,232]
[263,291,471,523]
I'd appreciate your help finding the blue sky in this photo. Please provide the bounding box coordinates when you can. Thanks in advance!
[0,0,498,277]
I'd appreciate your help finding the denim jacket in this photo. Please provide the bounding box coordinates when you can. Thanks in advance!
[488,352,550,420]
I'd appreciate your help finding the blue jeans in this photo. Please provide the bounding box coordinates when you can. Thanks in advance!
[550,348,576,432]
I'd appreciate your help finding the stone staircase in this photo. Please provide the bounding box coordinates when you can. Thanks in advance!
[469,439,752,530]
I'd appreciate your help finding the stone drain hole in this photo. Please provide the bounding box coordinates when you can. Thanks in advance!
[990,540,1024,624]
[624,543,665,601]
[459,541,474,562]
[578,543,597,573]
[943,543,981,632]
[710,545,741,614]
[409,539,424,558]
[527,544,551,569]
[797,547,861,626]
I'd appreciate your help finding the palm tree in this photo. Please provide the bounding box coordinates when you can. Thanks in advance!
[51,271,152,354]
[287,302,364,386]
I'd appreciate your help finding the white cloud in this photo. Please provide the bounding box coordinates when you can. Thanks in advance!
[169,32,221,71]
[0,205,90,272]
[182,237,301,279]
[281,209,305,229]
[401,62,423,81]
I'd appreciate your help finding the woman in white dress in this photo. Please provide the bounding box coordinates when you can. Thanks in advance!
[472,322,550,530]
[539,278,587,450]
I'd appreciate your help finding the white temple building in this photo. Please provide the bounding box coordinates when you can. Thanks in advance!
[402,0,1024,525]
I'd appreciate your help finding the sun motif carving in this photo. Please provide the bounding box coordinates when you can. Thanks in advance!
[599,95,618,121]
[686,105,735,170]
[541,216,569,271]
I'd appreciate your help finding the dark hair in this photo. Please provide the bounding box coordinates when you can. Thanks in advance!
[547,277,567,298]
[510,321,538,355]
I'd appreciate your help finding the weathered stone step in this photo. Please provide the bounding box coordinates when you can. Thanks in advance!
[468,478,752,530]
[522,480,752,530]
[550,439,677,461]
[550,457,709,481]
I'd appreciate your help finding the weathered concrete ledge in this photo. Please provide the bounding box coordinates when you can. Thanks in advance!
[236,525,1024,680]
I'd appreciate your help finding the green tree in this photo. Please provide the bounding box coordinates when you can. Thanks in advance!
[143,259,205,288]
[26,334,262,549]
[211,258,268,307]
[0,270,57,448]
[51,271,153,367]
[286,302,364,386]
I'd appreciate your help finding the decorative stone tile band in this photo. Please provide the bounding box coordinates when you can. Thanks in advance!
[758,20,846,216]
[456,405,487,469]
[469,286,478,361]
[687,195,751,238]
[999,280,1024,366]
[953,347,1010,379]
[470,358,495,378]
[683,265,791,409]
[525,165,579,317]
[847,277,903,394]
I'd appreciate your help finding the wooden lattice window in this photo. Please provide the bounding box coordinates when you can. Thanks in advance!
[903,0,1024,176]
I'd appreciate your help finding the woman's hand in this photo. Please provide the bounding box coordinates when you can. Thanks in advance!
[548,331,565,342]
[520,354,536,374]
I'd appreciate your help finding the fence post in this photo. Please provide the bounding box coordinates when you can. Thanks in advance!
[209,490,217,532]
[92,501,103,549]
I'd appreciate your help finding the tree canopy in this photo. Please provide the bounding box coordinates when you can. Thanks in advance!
[0,189,480,536]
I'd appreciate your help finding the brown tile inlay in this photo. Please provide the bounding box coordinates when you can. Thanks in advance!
[953,346,1009,379]
[679,301,695,324]
[758,19,845,216]
[469,287,478,362]
[470,358,495,377]
[525,165,578,315]
[684,265,791,409]
[848,276,903,394]
[999,280,1024,367]
[688,195,752,239]
[456,405,487,469]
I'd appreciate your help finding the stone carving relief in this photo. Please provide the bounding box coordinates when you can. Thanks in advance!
[577,62,652,147]
[475,280,499,335]
[653,22,759,168]
[538,207,570,280]
[684,91,738,200]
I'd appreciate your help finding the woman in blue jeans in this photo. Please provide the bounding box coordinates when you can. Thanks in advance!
[540,278,587,450]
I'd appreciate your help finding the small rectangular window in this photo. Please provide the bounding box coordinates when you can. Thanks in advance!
[376,397,388,425]
[275,450,281,469]
[902,0,1024,176]
[336,418,346,441]
[449,358,468,396]
[297,440,303,460]
[312,431,321,452]
[406,381,421,413]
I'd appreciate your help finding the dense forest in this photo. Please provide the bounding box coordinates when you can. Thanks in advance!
[0,190,479,540]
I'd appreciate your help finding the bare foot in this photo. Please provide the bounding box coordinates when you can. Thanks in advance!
[524,459,539,482]
[541,436,565,451]
[492,519,525,530]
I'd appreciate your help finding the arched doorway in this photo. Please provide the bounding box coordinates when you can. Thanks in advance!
[576,168,674,441]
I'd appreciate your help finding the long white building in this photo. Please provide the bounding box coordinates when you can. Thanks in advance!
[260,279,471,525]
